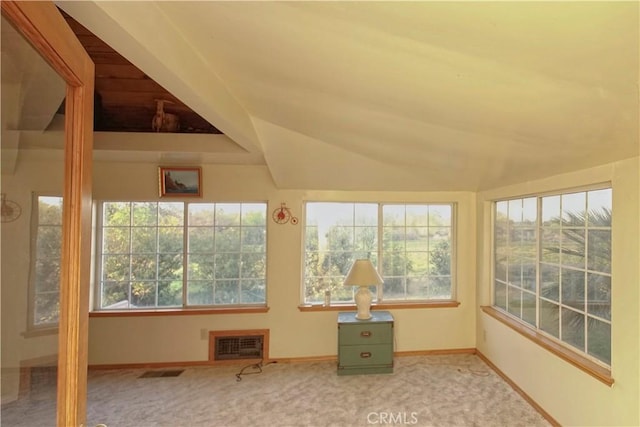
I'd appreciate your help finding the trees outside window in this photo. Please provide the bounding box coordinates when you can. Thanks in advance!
[304,202,454,304]
[493,188,612,365]
[29,195,63,329]
[98,201,266,310]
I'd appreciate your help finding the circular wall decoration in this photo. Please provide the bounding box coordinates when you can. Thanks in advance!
[272,202,298,225]
[1,194,21,223]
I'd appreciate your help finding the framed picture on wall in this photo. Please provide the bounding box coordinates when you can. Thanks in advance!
[159,166,202,197]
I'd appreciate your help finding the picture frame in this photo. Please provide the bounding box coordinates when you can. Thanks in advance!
[159,166,202,197]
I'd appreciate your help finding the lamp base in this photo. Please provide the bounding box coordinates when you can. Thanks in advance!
[354,285,373,321]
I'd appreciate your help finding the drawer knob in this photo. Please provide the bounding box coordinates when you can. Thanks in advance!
[360,352,372,358]
[360,331,372,338]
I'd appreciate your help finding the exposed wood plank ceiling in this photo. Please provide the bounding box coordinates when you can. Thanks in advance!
[61,11,221,134]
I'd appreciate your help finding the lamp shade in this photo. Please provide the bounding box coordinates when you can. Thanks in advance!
[343,259,383,287]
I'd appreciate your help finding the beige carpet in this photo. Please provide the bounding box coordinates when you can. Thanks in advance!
[2,354,551,427]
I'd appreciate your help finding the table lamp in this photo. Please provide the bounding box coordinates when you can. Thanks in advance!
[343,259,383,320]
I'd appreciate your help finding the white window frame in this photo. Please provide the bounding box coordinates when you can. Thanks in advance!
[94,201,268,311]
[302,201,456,305]
[492,185,612,367]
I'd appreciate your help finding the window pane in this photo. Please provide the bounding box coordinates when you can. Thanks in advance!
[587,318,611,365]
[562,308,585,351]
[188,203,215,226]
[540,264,559,302]
[132,227,157,253]
[407,251,429,276]
[406,205,429,226]
[216,203,241,226]
[429,205,451,226]
[587,230,611,273]
[132,202,157,226]
[522,291,536,326]
[102,227,129,254]
[188,281,213,305]
[188,254,214,280]
[158,280,181,307]
[104,202,130,226]
[34,292,59,324]
[241,203,267,225]
[541,195,561,227]
[562,192,586,226]
[158,227,183,253]
[429,276,451,299]
[38,197,63,224]
[541,229,561,264]
[131,282,156,307]
[102,254,130,281]
[561,268,585,311]
[522,198,537,223]
[131,255,157,280]
[158,254,182,280]
[383,205,405,226]
[241,253,266,278]
[587,273,611,320]
[215,253,240,279]
[158,203,183,226]
[587,189,612,227]
[494,281,507,310]
[540,299,559,338]
[406,277,428,299]
[561,229,585,268]
[215,280,240,304]
[242,227,266,252]
[382,277,406,300]
[240,279,264,303]
[101,281,129,308]
[215,226,241,252]
[508,199,523,222]
[507,286,522,318]
[189,227,215,253]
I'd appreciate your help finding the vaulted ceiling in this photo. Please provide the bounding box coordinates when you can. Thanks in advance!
[42,3,640,190]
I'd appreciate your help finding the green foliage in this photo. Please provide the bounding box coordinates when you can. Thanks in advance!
[100,202,266,308]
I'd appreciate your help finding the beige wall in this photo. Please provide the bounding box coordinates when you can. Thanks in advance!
[1,144,476,376]
[89,161,477,363]
[476,157,640,427]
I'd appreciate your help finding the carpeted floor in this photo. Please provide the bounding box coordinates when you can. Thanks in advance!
[2,354,551,427]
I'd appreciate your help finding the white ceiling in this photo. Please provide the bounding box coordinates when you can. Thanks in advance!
[57,1,640,191]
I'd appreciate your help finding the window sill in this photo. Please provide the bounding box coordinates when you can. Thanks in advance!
[298,301,460,312]
[89,306,269,318]
[481,306,613,386]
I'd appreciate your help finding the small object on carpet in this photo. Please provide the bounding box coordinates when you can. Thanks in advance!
[138,370,184,379]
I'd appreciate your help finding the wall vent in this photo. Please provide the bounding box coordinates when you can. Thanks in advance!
[209,329,269,363]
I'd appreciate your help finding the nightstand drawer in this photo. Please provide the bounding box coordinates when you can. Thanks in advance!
[338,344,393,368]
[338,323,392,345]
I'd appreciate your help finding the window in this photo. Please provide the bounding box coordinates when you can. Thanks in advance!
[97,201,267,310]
[29,195,63,329]
[493,188,612,365]
[303,202,454,304]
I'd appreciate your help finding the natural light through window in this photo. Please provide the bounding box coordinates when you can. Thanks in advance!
[303,202,454,305]
[493,188,612,365]
[97,201,267,310]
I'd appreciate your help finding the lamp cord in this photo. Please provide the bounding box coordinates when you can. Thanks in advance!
[235,359,277,382]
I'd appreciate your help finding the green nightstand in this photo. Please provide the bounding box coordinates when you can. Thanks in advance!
[337,311,394,375]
